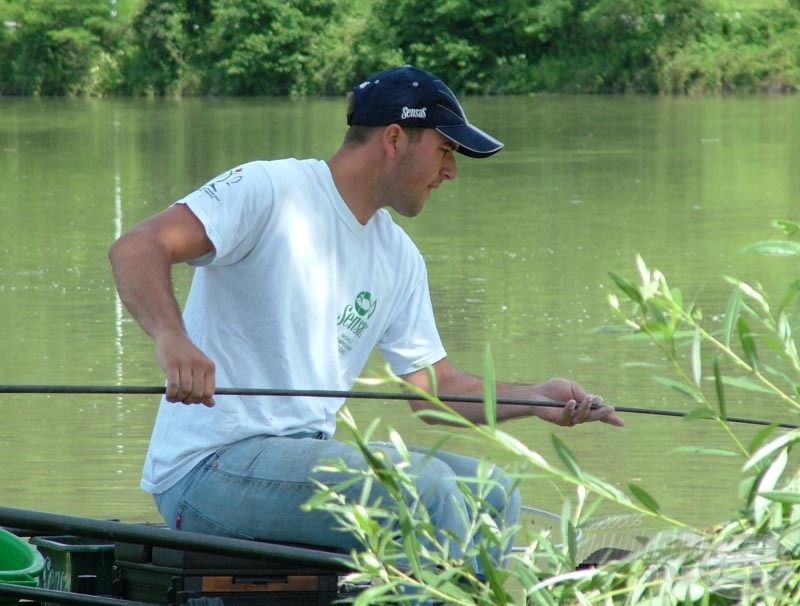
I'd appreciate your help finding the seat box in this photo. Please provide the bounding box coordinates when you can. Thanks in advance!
[113,545,343,606]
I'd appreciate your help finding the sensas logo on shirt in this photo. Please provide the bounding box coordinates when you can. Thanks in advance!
[337,291,377,355]
[199,167,244,202]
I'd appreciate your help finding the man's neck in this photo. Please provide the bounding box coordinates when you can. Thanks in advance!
[326,147,382,225]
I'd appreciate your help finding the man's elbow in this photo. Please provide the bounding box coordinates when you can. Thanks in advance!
[107,232,133,276]
[107,235,125,268]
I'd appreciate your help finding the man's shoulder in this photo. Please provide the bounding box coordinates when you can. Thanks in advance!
[241,157,321,176]
[250,158,330,190]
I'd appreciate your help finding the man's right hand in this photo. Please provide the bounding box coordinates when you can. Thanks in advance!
[156,329,216,407]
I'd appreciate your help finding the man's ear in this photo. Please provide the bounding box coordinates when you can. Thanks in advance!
[381,124,404,157]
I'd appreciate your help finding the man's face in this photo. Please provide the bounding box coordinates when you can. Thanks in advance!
[384,129,458,218]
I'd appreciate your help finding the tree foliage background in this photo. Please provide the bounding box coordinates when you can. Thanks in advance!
[1,0,798,96]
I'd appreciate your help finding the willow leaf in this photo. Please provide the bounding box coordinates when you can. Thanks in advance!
[483,345,497,430]
[753,448,788,523]
[493,431,549,468]
[559,499,578,564]
[758,490,800,505]
[414,409,472,427]
[777,279,800,316]
[654,376,703,402]
[713,357,726,421]
[691,327,702,387]
[722,289,742,348]
[551,434,582,479]
[566,520,578,564]
[400,514,423,577]
[477,550,507,603]
[629,483,660,513]
[739,475,758,503]
[721,376,773,394]
[684,407,716,421]
[748,423,780,455]
[737,316,758,368]
[777,312,800,368]
[672,287,684,310]
[744,429,800,471]
[635,254,650,284]
[741,240,800,256]
[670,445,738,457]
[609,272,644,306]
[738,282,770,314]
[647,301,669,327]
[618,331,660,342]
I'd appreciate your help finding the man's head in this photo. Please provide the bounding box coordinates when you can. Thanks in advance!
[346,65,503,159]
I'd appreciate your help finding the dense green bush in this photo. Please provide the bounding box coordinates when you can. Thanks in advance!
[200,0,345,95]
[0,0,112,95]
[118,1,189,96]
[658,8,800,93]
[0,0,798,96]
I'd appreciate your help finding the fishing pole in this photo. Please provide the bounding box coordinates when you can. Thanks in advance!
[1,384,798,429]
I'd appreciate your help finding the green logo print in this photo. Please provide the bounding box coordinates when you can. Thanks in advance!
[337,291,377,354]
[354,291,375,318]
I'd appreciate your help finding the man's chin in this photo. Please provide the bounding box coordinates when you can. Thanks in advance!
[395,207,424,218]
[393,198,428,218]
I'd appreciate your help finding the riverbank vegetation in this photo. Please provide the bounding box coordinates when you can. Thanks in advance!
[309,222,800,604]
[1,0,799,96]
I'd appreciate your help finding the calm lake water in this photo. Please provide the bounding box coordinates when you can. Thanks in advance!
[1,95,799,535]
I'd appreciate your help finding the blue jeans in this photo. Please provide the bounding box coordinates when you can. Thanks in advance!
[154,433,520,571]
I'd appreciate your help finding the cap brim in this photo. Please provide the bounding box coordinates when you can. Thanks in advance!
[436,123,504,158]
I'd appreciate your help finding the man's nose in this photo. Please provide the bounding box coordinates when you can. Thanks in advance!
[441,153,457,181]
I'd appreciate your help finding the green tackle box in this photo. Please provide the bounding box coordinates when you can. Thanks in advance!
[29,535,116,604]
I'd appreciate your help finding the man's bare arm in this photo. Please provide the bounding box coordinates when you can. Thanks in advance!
[108,204,218,406]
[401,358,624,427]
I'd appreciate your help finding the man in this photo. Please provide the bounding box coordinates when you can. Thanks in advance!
[109,66,623,564]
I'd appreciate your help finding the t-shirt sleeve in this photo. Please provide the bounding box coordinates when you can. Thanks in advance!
[378,264,447,376]
[175,162,273,267]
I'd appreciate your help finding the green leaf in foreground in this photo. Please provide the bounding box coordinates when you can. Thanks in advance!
[722,288,742,347]
[691,326,702,387]
[713,357,727,421]
[742,240,800,256]
[758,490,800,505]
[749,423,781,454]
[551,434,582,478]
[609,271,644,306]
[721,376,774,394]
[670,445,739,457]
[744,429,800,471]
[738,316,758,368]
[628,483,660,513]
[483,344,497,430]
[654,376,703,401]
[683,407,717,421]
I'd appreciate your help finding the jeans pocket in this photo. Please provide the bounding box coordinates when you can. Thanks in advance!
[177,499,256,541]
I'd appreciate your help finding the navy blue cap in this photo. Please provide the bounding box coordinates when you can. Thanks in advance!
[347,66,503,159]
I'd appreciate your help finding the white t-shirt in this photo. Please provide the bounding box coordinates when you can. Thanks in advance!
[141,159,447,493]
